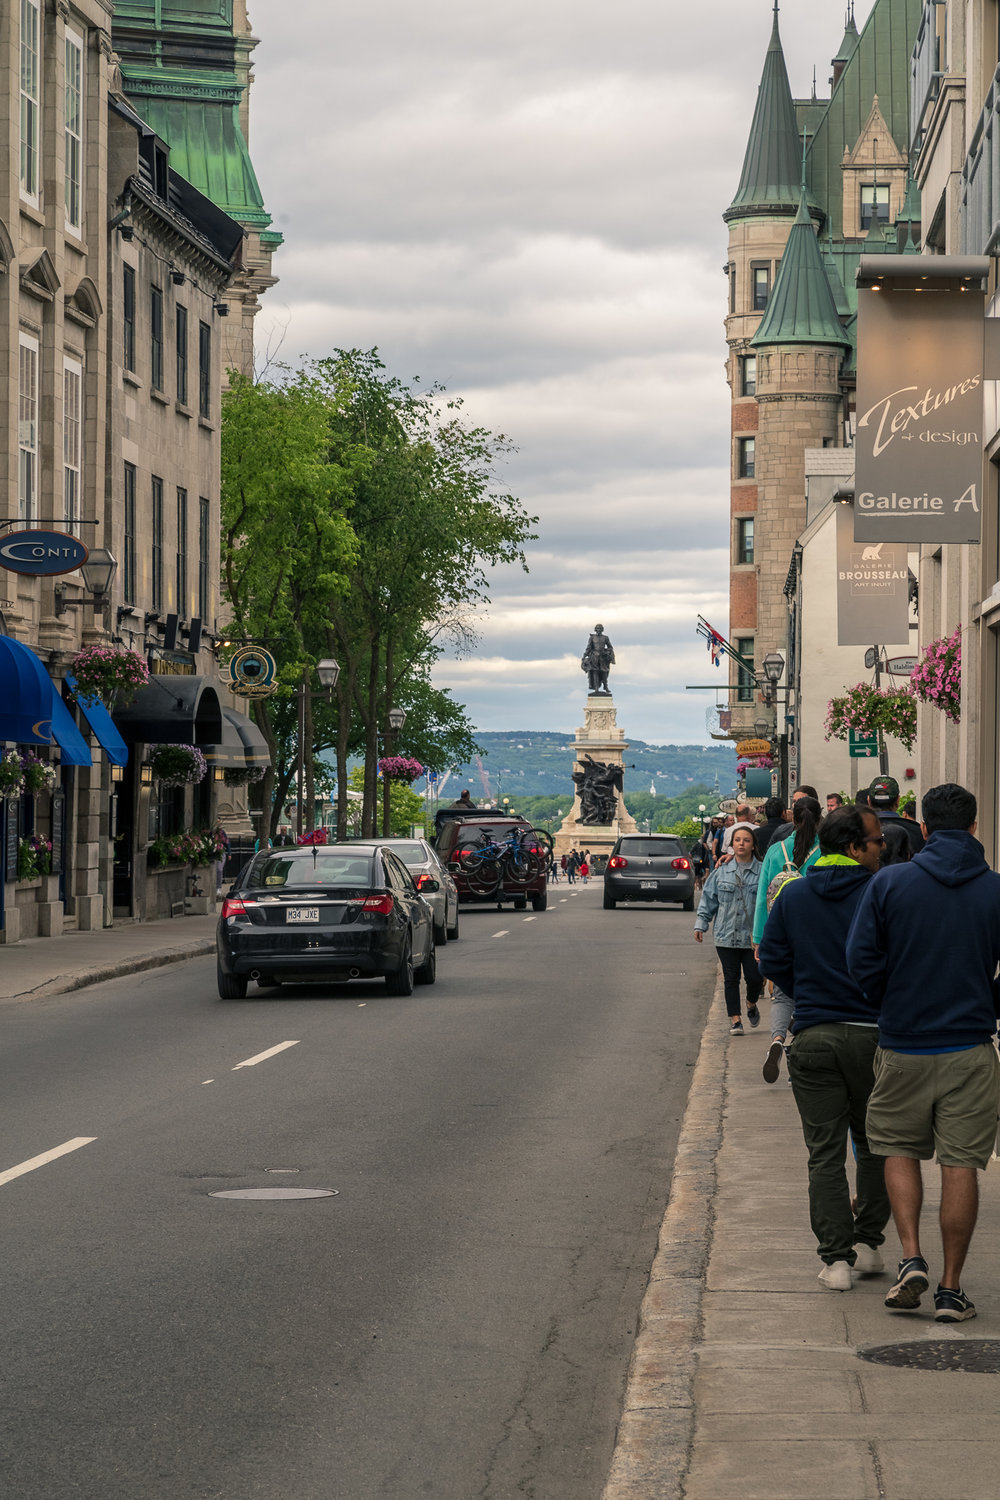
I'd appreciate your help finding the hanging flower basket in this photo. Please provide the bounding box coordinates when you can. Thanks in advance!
[378,756,423,783]
[68,646,149,705]
[18,834,52,880]
[223,764,265,787]
[825,683,917,754]
[736,754,774,775]
[0,751,25,798]
[146,743,208,787]
[148,826,227,868]
[910,625,961,724]
[20,753,57,797]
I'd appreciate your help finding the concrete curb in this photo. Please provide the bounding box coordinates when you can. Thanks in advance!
[9,940,216,1003]
[602,972,728,1499]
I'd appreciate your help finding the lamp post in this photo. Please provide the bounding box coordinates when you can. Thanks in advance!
[295,658,339,840]
[382,705,407,836]
[54,547,118,623]
[760,653,786,802]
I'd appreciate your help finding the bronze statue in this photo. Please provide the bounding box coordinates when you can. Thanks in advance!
[571,754,623,825]
[581,624,615,695]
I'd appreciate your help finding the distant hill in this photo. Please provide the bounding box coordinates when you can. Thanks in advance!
[420,730,737,802]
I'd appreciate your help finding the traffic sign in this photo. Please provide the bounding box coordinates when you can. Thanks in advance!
[849,729,879,758]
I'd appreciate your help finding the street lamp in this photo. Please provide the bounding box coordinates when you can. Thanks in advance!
[382,705,408,835]
[754,717,770,739]
[296,658,340,839]
[762,653,785,687]
[54,547,118,620]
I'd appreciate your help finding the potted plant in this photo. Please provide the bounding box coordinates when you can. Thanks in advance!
[146,743,208,787]
[0,751,25,798]
[825,683,918,754]
[223,764,265,788]
[17,834,51,881]
[910,625,961,724]
[20,753,57,797]
[68,645,149,705]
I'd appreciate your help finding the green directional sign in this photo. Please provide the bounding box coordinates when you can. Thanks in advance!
[849,729,879,759]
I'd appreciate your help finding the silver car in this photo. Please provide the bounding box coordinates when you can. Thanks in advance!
[370,837,460,942]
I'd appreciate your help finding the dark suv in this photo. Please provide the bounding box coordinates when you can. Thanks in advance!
[435,809,548,912]
[603,833,695,910]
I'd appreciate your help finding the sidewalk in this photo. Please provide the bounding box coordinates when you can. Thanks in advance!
[0,912,218,1003]
[605,978,1000,1500]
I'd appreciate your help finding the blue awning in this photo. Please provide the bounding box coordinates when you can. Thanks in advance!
[65,675,129,768]
[49,690,91,766]
[0,636,57,745]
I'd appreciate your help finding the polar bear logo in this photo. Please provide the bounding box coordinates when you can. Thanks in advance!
[861,544,884,561]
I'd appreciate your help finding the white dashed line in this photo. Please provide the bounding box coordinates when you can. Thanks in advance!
[0,1137,97,1188]
[493,930,509,938]
[523,916,536,922]
[232,1041,300,1071]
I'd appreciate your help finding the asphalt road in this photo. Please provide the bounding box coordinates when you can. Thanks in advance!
[0,884,716,1499]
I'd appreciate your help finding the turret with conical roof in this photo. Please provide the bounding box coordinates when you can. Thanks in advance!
[752,190,851,349]
[726,4,806,221]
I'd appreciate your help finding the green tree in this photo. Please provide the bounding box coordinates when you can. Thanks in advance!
[347,766,423,837]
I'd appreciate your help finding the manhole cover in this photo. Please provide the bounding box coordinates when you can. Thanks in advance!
[210,1188,338,1200]
[858,1340,1000,1373]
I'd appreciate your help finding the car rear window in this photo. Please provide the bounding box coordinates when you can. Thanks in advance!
[618,838,683,858]
[251,853,374,888]
[390,842,427,867]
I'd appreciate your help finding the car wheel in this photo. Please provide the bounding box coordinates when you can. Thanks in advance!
[530,887,547,912]
[603,891,616,910]
[682,894,695,911]
[415,939,437,985]
[217,961,247,1000]
[513,895,528,911]
[433,918,448,946]
[385,937,415,996]
[446,909,460,941]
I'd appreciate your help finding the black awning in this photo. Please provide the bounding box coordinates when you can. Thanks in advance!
[224,707,270,766]
[202,711,246,769]
[113,675,223,745]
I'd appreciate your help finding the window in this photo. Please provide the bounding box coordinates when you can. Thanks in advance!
[860,184,890,230]
[737,436,755,479]
[727,262,736,314]
[150,286,164,390]
[123,266,136,372]
[198,496,210,620]
[176,487,188,615]
[63,359,82,529]
[18,335,39,520]
[123,462,137,602]
[740,355,756,396]
[176,305,188,404]
[736,637,756,704]
[151,476,164,611]
[64,30,83,233]
[736,517,754,566]
[198,321,212,419]
[752,264,770,311]
[20,0,40,202]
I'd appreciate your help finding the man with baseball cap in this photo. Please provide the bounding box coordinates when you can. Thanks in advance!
[868,775,924,858]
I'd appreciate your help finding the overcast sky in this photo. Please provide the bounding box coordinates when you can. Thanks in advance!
[246,0,875,746]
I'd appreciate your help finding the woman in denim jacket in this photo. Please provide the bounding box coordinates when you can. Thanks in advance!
[694,827,763,1035]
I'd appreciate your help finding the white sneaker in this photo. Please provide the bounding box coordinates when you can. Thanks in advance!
[818,1260,853,1291]
[852,1243,884,1276]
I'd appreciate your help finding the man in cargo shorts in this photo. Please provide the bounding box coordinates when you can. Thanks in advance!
[847,783,1000,1323]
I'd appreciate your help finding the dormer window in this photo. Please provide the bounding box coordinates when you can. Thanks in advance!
[860,183,890,230]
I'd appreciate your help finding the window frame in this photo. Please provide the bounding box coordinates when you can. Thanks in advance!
[198,495,210,620]
[20,0,41,205]
[18,333,39,521]
[175,304,188,405]
[63,357,83,530]
[123,265,136,373]
[176,486,188,616]
[736,637,756,704]
[751,263,771,312]
[151,475,164,612]
[860,182,891,231]
[123,461,137,603]
[740,354,757,397]
[737,436,756,480]
[198,321,212,419]
[64,27,84,235]
[735,516,755,566]
[150,284,164,391]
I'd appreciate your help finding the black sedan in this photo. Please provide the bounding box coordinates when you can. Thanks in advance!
[216,843,436,998]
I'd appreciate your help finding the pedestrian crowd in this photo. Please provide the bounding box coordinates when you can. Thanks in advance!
[693,775,1000,1326]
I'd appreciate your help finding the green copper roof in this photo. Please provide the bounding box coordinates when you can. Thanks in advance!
[834,13,861,64]
[726,8,805,220]
[896,170,921,226]
[752,191,851,349]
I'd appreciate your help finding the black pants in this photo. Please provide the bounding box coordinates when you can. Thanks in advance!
[717,946,763,1018]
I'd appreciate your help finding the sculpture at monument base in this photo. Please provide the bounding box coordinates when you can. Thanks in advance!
[571,753,624,826]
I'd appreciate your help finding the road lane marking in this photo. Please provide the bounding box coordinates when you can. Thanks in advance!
[232,1041,300,1071]
[0,1137,96,1188]
[523,916,536,922]
[493,930,509,938]
[560,899,567,903]
[202,1079,215,1085]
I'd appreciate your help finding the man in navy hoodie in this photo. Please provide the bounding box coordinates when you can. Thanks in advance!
[759,805,889,1291]
[847,783,1000,1324]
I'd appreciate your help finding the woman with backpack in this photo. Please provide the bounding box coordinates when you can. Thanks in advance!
[694,826,764,1036]
[753,795,823,1081]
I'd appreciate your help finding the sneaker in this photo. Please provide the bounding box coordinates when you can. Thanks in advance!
[852,1243,884,1276]
[730,1019,744,1035]
[819,1260,852,1291]
[884,1256,929,1311]
[746,1003,761,1029]
[762,1040,784,1082]
[934,1286,976,1323]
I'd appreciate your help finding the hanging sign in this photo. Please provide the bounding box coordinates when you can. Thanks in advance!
[886,655,918,677]
[0,530,89,577]
[227,646,277,699]
[735,739,771,758]
[836,506,910,645]
[854,259,986,544]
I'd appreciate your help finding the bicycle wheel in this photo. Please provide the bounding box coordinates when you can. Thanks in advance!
[528,828,554,855]
[504,849,535,886]
[467,858,502,895]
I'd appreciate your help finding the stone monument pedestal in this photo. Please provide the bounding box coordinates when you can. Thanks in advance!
[552,695,638,863]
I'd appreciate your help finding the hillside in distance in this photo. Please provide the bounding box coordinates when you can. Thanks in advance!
[426,730,737,801]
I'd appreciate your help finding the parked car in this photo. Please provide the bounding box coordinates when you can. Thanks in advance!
[603,834,696,910]
[364,836,460,943]
[216,842,436,998]
[434,808,548,912]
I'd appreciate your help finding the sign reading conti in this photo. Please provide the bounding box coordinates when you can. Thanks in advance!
[0,529,89,576]
[854,288,985,544]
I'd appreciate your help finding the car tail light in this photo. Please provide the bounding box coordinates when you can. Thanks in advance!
[608,856,627,870]
[351,894,394,915]
[416,874,434,890]
[672,858,691,871]
[221,896,248,919]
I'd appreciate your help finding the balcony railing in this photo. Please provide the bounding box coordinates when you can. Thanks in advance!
[911,0,943,150]
[961,64,1000,254]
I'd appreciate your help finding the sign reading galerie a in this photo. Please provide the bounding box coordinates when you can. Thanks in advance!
[854,266,986,545]
[835,505,910,646]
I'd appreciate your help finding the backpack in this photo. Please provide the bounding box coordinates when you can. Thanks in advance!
[765,847,801,912]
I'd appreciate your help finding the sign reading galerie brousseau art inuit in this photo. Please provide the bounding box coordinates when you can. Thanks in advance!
[854,257,988,545]
[835,504,910,646]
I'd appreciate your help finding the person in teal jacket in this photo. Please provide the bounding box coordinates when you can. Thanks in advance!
[753,796,822,1078]
[695,826,763,1035]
